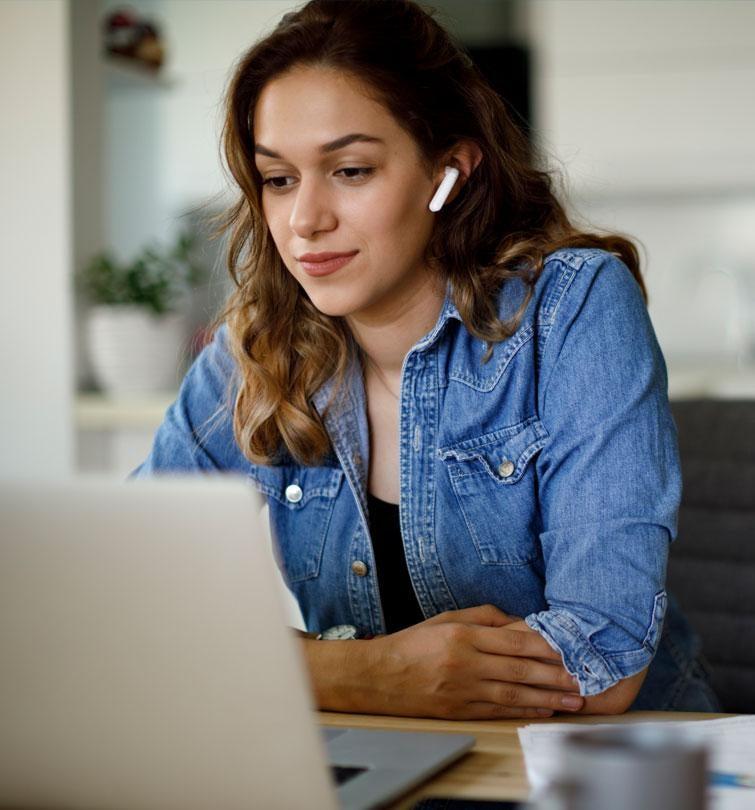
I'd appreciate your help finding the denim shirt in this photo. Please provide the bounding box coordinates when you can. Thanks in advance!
[133,247,697,701]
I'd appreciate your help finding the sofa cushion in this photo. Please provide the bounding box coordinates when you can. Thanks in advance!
[668,399,755,713]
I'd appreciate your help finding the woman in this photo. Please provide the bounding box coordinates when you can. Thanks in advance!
[133,0,719,719]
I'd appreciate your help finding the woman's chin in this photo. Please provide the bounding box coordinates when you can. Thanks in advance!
[304,289,368,319]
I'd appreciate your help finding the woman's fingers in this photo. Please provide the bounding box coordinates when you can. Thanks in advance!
[477,680,584,712]
[477,653,580,692]
[469,625,580,691]
[470,624,564,663]
[456,704,557,721]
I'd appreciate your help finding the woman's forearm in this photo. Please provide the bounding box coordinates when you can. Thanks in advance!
[297,610,586,720]
[300,634,637,718]
[576,668,649,715]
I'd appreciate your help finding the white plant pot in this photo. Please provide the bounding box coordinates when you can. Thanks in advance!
[87,305,188,395]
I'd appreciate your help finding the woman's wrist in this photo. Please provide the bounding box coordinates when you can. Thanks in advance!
[300,637,385,713]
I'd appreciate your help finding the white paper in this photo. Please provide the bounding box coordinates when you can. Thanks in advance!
[517,716,755,809]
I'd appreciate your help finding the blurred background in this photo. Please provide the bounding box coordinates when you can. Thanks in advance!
[3,0,755,479]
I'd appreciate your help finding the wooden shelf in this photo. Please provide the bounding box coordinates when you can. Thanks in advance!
[76,392,176,430]
[103,55,178,90]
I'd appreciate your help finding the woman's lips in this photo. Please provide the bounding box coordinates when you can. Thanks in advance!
[299,251,358,277]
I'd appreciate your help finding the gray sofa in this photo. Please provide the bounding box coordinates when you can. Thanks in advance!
[667,399,755,714]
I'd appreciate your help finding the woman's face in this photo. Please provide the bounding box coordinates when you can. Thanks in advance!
[253,65,442,321]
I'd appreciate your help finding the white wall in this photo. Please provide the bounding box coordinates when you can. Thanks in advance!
[526,0,755,368]
[0,0,74,477]
[529,0,755,195]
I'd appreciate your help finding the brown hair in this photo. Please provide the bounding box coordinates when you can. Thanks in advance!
[213,0,644,466]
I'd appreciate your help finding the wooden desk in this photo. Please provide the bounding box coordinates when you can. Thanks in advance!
[319,711,726,808]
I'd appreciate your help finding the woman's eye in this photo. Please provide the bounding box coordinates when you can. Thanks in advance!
[336,167,374,180]
[262,176,295,190]
[261,167,374,192]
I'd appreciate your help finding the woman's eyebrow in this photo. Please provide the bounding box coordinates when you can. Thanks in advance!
[254,133,385,159]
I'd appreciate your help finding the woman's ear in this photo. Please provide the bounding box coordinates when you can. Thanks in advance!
[434,140,483,205]
[451,139,483,180]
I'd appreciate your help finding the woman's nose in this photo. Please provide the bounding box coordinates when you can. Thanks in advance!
[288,177,337,238]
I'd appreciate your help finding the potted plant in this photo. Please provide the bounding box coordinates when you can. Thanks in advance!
[77,232,206,394]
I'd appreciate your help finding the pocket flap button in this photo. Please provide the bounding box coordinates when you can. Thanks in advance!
[498,459,515,478]
[285,484,303,503]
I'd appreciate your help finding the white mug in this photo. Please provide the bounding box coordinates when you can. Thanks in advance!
[537,725,708,810]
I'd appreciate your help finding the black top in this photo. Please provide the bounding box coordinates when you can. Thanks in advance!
[367,492,425,633]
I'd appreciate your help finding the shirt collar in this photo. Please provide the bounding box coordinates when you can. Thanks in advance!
[311,281,462,414]
[410,280,463,354]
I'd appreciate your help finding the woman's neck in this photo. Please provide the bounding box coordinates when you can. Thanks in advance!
[346,271,447,378]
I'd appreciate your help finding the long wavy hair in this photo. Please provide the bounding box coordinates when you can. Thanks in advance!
[213,0,645,467]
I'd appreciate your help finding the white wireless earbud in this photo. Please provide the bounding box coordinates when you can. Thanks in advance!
[428,166,460,212]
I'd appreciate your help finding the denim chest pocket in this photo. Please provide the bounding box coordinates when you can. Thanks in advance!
[437,417,548,565]
[247,464,343,583]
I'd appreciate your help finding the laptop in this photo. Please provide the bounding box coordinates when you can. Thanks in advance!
[0,476,474,810]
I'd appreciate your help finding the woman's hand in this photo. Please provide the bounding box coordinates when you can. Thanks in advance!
[360,604,584,720]
[492,617,649,715]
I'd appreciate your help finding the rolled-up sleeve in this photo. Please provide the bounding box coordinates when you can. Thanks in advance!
[130,324,249,478]
[525,252,681,696]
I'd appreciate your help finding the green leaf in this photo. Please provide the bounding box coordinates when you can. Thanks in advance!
[76,230,209,312]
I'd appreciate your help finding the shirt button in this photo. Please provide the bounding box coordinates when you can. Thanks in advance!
[498,459,515,478]
[351,560,369,577]
[285,484,303,503]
